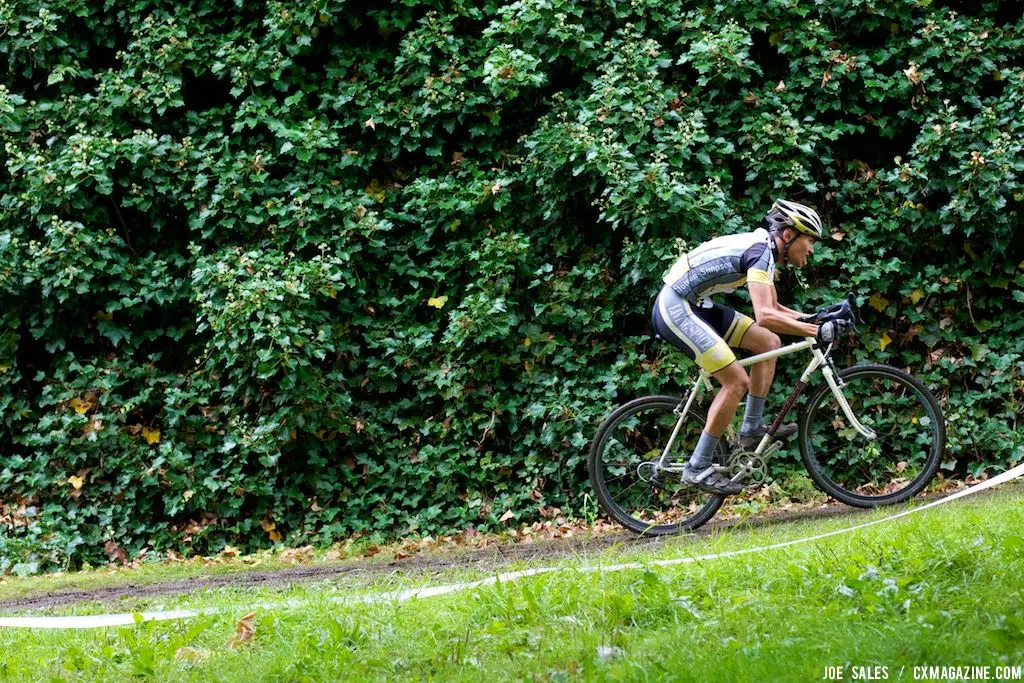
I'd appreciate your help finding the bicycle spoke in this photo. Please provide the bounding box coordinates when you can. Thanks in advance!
[591,399,720,533]
[801,366,943,505]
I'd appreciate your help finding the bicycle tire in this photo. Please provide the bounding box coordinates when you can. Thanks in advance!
[798,364,945,507]
[588,395,725,535]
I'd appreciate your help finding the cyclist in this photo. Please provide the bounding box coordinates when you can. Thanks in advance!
[651,199,848,494]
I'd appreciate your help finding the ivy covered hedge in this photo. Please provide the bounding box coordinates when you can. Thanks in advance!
[1,0,1022,570]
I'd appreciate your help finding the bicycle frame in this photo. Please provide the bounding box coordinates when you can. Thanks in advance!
[656,337,877,469]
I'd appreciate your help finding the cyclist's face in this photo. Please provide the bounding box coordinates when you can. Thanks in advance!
[789,234,816,267]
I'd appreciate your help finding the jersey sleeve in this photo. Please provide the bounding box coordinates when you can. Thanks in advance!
[741,242,775,285]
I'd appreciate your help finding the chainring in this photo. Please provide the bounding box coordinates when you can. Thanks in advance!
[725,450,768,485]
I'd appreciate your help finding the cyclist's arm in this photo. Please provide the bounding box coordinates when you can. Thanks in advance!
[773,298,814,321]
[749,282,819,337]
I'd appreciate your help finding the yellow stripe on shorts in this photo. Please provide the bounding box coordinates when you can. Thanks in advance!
[695,340,736,374]
[726,314,755,347]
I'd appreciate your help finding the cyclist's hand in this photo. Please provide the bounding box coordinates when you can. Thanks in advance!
[816,319,851,344]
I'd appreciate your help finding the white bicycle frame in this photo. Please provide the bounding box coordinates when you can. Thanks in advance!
[656,337,877,470]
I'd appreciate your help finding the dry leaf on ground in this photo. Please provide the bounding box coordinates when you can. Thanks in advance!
[226,612,257,649]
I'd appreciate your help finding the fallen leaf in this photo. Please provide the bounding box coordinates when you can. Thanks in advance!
[499,509,515,523]
[879,332,892,351]
[142,427,160,445]
[909,289,925,305]
[868,294,889,312]
[104,540,127,563]
[226,612,257,649]
[364,116,376,131]
[904,64,921,85]
[831,231,845,241]
[775,80,786,91]
[269,530,283,542]
[427,296,448,309]
[278,546,314,563]
[68,475,84,490]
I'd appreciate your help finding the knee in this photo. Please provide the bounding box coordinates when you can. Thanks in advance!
[723,372,750,398]
[766,332,782,351]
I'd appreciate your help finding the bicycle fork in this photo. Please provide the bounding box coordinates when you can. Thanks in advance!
[817,345,877,441]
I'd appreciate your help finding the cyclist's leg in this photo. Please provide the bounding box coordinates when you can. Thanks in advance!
[732,316,797,443]
[736,321,781,397]
[702,304,789,442]
[706,361,750,436]
[652,288,749,485]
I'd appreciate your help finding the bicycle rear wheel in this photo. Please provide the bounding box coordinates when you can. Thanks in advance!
[588,395,724,535]
[798,364,945,507]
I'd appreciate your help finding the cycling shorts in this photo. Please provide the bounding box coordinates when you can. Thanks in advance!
[650,285,755,374]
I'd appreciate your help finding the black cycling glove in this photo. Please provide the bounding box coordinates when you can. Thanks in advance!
[816,319,850,344]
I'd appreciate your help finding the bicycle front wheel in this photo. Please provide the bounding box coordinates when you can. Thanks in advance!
[588,395,725,535]
[799,364,945,507]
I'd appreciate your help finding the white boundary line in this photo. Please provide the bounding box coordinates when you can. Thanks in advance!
[3,463,1022,630]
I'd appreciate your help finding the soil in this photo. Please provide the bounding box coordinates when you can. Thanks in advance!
[0,497,928,613]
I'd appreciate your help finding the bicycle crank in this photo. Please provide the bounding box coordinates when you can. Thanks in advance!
[726,441,783,486]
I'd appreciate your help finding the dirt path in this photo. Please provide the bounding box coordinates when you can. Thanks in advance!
[0,500,893,613]
[8,482,1015,614]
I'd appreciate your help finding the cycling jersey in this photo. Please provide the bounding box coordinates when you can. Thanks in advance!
[662,228,777,305]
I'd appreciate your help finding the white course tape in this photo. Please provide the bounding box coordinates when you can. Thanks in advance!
[3,462,1022,630]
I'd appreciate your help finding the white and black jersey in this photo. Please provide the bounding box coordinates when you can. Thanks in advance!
[662,228,778,304]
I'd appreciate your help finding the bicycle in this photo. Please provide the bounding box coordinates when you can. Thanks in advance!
[588,294,947,535]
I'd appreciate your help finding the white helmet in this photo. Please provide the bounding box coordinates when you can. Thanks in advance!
[765,199,823,239]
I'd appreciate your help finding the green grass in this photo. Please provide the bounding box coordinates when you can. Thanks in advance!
[3,486,1024,681]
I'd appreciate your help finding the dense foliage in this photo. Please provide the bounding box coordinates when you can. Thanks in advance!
[1,0,1022,571]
